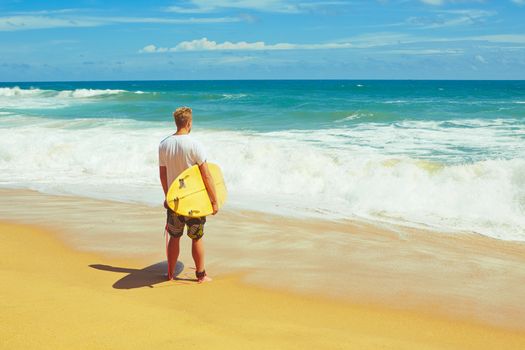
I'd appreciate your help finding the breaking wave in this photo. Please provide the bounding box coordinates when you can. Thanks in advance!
[0,115,524,241]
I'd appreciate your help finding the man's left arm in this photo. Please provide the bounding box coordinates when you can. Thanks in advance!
[193,141,218,215]
[198,162,218,215]
[159,166,168,208]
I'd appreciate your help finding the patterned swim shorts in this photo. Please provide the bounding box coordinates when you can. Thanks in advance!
[166,209,206,240]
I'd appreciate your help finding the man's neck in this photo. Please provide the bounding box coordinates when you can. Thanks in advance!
[175,128,190,135]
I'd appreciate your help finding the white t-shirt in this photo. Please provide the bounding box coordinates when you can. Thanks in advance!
[158,134,207,188]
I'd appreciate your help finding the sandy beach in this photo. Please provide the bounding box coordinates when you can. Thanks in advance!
[2,0,525,347]
[1,189,525,349]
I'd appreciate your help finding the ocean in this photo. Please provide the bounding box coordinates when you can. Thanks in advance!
[0,80,524,241]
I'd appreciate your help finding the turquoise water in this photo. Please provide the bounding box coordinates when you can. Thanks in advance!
[3,80,525,129]
[0,80,524,240]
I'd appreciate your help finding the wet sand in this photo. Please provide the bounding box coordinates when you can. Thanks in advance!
[1,189,525,348]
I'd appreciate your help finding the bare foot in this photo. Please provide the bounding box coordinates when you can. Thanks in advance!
[198,275,212,283]
[196,270,212,283]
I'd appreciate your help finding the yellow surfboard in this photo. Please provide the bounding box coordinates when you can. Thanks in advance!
[166,163,227,218]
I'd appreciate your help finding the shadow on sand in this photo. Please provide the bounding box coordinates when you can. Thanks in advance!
[89,261,196,289]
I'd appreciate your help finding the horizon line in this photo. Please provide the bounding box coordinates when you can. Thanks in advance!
[2,78,525,84]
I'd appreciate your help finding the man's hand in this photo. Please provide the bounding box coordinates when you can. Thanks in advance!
[199,162,219,216]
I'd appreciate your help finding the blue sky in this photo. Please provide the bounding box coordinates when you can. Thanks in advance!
[0,0,524,81]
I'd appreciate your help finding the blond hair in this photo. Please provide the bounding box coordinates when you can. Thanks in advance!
[173,106,192,129]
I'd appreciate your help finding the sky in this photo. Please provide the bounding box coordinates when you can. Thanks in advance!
[0,0,524,81]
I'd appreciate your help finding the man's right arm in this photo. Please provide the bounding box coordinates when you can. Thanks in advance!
[159,166,168,196]
[159,166,169,209]
[198,162,218,215]
[159,142,169,208]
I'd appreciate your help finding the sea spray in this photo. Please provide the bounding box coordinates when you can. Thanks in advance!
[1,81,524,240]
[0,115,524,240]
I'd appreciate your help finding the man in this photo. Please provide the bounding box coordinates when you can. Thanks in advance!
[159,106,218,283]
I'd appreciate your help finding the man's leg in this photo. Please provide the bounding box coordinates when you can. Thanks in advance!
[167,235,181,280]
[192,238,211,282]
[191,238,205,272]
[186,216,210,282]
[166,211,184,281]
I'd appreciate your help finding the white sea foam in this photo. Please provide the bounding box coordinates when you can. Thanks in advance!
[0,86,54,97]
[0,115,524,241]
[222,93,247,100]
[56,89,126,98]
[335,113,362,122]
[0,86,126,98]
[383,100,408,104]
[0,86,128,109]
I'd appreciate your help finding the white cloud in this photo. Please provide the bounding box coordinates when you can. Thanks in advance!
[140,37,354,52]
[511,0,525,5]
[164,0,299,13]
[11,9,83,15]
[140,45,166,53]
[100,16,240,24]
[468,34,525,43]
[140,33,525,54]
[475,54,487,63]
[164,5,214,14]
[418,0,487,5]
[164,0,347,14]
[381,48,464,55]
[0,16,101,31]
[420,0,444,5]
[334,32,416,48]
[0,14,240,31]
[336,31,525,46]
[410,33,525,45]
[406,9,495,29]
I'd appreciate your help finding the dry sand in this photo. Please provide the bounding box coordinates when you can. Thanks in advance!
[2,222,525,349]
[1,189,525,348]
